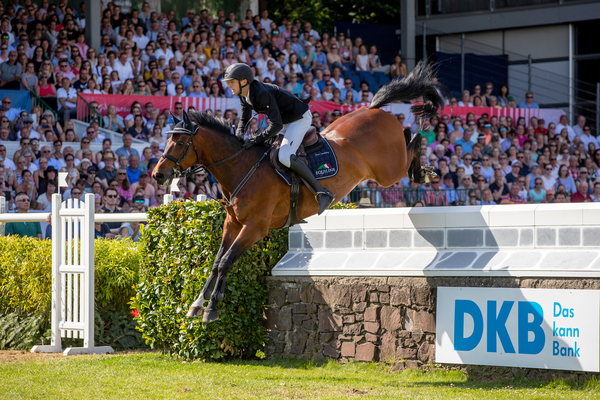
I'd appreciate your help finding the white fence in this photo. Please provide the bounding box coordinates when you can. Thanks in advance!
[0,192,193,355]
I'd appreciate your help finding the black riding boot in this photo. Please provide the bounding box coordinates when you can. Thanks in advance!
[289,154,334,215]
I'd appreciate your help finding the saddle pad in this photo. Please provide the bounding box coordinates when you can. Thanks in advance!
[275,137,339,186]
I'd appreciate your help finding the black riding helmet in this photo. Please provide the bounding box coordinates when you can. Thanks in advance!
[222,63,254,95]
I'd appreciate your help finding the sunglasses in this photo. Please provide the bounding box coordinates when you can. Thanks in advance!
[118,172,126,175]
[106,194,118,198]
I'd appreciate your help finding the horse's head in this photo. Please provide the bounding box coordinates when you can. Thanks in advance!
[153,111,200,185]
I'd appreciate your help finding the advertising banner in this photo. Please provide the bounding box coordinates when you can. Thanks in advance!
[440,106,565,126]
[436,287,600,372]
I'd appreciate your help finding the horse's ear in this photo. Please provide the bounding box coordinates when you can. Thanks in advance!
[171,112,181,125]
[182,111,192,130]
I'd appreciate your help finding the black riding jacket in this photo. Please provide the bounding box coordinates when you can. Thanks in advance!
[236,80,310,144]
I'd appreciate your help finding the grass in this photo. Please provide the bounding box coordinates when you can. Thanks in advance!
[0,351,599,399]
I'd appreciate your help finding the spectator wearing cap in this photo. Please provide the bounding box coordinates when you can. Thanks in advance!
[0,51,21,90]
[299,42,316,72]
[57,77,78,122]
[505,160,522,185]
[18,117,38,139]
[506,96,517,108]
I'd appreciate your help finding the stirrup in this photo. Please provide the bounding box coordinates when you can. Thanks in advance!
[315,191,334,215]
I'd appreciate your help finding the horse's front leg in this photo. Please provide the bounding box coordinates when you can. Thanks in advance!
[203,223,267,323]
[186,214,242,318]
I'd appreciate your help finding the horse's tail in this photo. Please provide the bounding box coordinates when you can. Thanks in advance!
[369,60,445,120]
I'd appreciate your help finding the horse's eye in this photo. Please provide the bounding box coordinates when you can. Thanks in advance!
[177,141,184,146]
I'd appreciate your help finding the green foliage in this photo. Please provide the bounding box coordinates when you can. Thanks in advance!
[0,236,144,350]
[270,0,400,34]
[132,200,289,360]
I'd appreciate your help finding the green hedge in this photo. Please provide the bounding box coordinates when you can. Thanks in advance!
[0,236,144,350]
[132,200,288,360]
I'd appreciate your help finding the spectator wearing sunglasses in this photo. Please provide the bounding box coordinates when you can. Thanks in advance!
[4,192,42,238]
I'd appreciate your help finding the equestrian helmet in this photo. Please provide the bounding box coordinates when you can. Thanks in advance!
[222,63,254,86]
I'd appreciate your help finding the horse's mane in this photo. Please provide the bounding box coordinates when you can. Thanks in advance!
[188,110,240,141]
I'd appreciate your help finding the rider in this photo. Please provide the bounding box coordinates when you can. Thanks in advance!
[222,63,334,215]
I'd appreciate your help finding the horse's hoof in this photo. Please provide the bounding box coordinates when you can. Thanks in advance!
[186,305,204,318]
[202,308,220,323]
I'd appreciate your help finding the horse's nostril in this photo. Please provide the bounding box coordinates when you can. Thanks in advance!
[155,172,164,181]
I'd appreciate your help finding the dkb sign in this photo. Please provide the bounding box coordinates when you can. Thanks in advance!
[436,287,600,372]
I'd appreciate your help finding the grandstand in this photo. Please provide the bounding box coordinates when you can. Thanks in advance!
[1,0,600,237]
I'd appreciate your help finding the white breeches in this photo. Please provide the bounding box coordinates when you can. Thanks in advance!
[277,110,313,168]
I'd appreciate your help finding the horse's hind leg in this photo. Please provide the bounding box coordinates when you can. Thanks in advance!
[187,215,242,318]
[203,224,266,323]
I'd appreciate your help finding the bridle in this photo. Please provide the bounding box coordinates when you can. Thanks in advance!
[160,119,268,207]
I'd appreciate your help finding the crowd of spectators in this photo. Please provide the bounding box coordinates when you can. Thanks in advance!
[0,1,598,238]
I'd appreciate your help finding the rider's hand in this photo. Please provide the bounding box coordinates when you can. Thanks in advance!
[243,139,256,149]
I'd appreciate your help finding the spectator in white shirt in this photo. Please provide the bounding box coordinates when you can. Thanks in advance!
[154,39,174,63]
[56,77,77,121]
[458,90,473,107]
[572,115,586,138]
[113,52,134,81]
[555,115,576,142]
[132,25,149,50]
[579,125,598,148]
[260,10,274,34]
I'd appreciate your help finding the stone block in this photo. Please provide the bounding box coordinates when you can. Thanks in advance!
[290,329,309,355]
[536,228,556,247]
[409,310,435,333]
[318,309,343,332]
[341,341,356,357]
[287,289,300,303]
[325,230,353,248]
[381,306,403,332]
[445,206,491,228]
[558,227,581,246]
[336,307,354,315]
[300,284,314,303]
[366,333,378,343]
[447,229,484,248]
[319,332,333,342]
[289,231,303,249]
[370,292,379,303]
[323,342,340,358]
[293,315,307,325]
[355,343,377,361]
[489,204,537,227]
[343,315,355,324]
[366,230,388,248]
[412,288,433,307]
[268,330,285,342]
[390,287,411,306]
[352,285,368,303]
[307,304,318,314]
[354,231,363,248]
[356,314,364,322]
[353,335,364,342]
[413,229,445,248]
[343,323,363,335]
[314,284,330,304]
[364,208,406,229]
[293,303,307,315]
[535,203,583,226]
[380,293,390,304]
[268,287,286,307]
[520,228,534,247]
[418,342,435,363]
[396,346,418,359]
[412,330,425,343]
[583,227,600,246]
[405,360,421,369]
[302,319,317,331]
[389,230,412,248]
[405,208,447,229]
[303,231,324,249]
[364,321,380,334]
[306,338,316,353]
[265,307,292,331]
[485,228,518,247]
[379,332,397,362]
[364,306,381,322]
[353,302,368,313]
[398,330,411,339]
[332,284,352,308]
[377,285,390,293]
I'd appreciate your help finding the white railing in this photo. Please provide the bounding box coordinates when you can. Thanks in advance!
[0,192,204,355]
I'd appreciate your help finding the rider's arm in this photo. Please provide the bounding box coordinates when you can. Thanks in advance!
[235,100,253,139]
[254,90,284,144]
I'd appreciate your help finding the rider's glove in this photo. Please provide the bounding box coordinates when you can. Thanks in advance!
[243,139,256,149]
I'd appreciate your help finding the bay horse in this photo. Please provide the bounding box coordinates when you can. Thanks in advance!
[153,61,444,323]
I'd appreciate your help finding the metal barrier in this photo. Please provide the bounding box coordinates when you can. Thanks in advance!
[344,187,484,207]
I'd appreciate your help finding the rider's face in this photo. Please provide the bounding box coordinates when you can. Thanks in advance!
[226,79,239,95]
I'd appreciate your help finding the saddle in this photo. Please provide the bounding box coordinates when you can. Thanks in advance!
[267,126,325,229]
[269,126,324,175]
